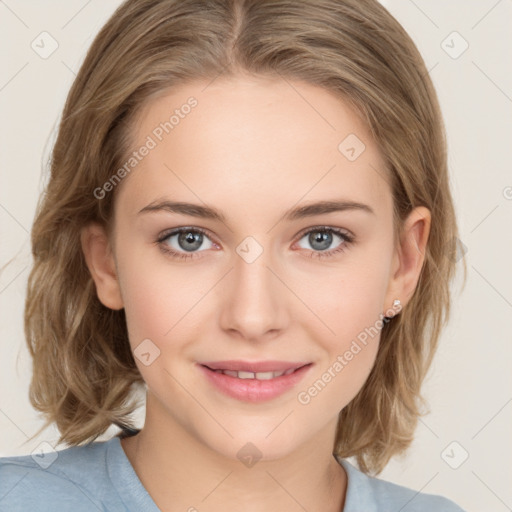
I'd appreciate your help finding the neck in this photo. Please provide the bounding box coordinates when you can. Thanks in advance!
[120,396,347,512]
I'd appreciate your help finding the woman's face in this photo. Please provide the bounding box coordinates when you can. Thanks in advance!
[92,75,416,461]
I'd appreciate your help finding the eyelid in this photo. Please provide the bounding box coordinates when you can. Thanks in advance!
[156,226,219,248]
[295,224,354,241]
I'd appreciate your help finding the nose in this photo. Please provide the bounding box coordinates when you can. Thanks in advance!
[218,242,289,342]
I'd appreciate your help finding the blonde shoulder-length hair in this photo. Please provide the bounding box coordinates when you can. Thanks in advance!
[23,0,466,475]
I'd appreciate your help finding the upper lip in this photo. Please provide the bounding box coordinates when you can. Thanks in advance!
[200,360,311,373]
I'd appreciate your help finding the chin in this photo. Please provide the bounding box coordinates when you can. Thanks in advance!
[200,425,303,464]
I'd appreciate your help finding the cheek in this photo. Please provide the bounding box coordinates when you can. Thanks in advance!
[299,245,392,343]
[296,300,384,418]
[114,239,180,348]
[293,246,391,404]
[120,271,169,340]
[116,261,195,394]
[115,242,215,367]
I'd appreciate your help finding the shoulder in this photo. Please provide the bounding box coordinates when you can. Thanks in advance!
[363,473,466,512]
[337,457,466,512]
[0,439,119,511]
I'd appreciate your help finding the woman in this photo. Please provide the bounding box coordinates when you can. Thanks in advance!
[0,0,467,510]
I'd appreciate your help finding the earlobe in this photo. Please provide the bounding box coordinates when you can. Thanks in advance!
[80,222,124,310]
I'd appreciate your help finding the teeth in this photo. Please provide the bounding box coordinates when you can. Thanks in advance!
[239,370,258,379]
[214,368,296,380]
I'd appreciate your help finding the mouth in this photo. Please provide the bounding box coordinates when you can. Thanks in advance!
[201,365,308,380]
[199,360,311,377]
[197,361,314,403]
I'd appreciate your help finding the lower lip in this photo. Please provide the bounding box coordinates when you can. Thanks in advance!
[198,363,313,403]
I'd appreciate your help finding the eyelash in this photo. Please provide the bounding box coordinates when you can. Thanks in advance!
[156,226,355,261]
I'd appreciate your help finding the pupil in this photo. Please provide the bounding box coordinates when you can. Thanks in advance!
[311,231,331,251]
[179,231,202,252]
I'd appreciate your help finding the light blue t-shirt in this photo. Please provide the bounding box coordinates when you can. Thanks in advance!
[0,433,465,511]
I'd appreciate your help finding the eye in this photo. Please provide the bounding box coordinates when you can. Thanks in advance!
[156,225,355,261]
[156,227,216,261]
[295,226,354,259]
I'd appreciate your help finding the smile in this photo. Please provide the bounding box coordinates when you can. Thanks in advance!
[211,368,297,380]
[197,362,314,403]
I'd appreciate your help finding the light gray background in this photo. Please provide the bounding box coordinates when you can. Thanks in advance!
[1,1,511,511]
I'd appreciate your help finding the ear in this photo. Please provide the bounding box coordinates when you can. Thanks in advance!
[384,206,431,312]
[80,222,124,310]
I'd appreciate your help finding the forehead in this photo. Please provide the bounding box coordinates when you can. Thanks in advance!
[116,76,391,220]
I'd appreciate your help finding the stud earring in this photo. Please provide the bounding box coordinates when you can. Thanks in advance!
[384,299,401,320]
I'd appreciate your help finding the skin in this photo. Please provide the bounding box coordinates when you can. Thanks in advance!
[81,74,430,512]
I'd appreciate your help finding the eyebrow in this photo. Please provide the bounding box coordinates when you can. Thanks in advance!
[138,198,375,222]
